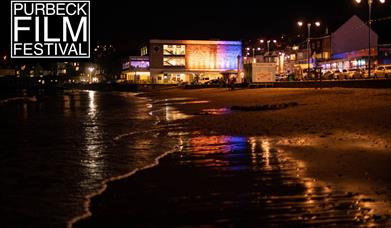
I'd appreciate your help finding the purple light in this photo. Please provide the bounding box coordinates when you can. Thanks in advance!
[131,60,149,69]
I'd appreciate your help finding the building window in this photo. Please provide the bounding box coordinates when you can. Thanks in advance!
[141,46,148,56]
[163,45,185,55]
[290,54,296,61]
[323,52,330,59]
[163,57,186,67]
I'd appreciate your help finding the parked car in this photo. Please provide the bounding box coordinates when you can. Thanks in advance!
[333,70,343,80]
[347,69,364,79]
[191,77,210,85]
[322,71,334,80]
[362,68,378,79]
[341,69,350,79]
[373,65,391,79]
[275,73,288,81]
[203,79,219,85]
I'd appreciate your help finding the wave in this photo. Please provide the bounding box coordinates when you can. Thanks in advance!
[67,135,182,228]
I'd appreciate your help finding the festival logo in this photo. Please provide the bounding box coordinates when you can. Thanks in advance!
[11,1,90,58]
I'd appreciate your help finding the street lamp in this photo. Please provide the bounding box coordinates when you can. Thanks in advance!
[252,48,256,63]
[298,20,321,78]
[266,40,277,53]
[355,0,385,78]
[87,66,95,83]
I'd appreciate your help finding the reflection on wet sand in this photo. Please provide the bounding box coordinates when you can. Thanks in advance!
[148,102,192,123]
[73,96,391,227]
[275,133,391,222]
[77,130,391,227]
[199,108,232,115]
[178,135,391,226]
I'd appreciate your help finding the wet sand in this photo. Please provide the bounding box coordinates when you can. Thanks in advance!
[75,88,391,226]
[143,88,391,200]
[75,134,389,227]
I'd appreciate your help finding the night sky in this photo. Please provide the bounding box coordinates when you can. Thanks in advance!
[1,0,391,56]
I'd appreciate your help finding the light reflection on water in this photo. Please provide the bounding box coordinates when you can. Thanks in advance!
[0,91,183,227]
[3,92,390,227]
[170,134,390,226]
[80,91,105,188]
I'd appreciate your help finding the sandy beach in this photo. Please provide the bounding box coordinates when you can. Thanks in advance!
[148,88,391,195]
[75,87,391,226]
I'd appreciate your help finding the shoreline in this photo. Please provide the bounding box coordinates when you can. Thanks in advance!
[74,87,391,226]
[67,145,180,228]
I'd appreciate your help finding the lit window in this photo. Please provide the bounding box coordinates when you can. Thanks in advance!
[163,45,185,55]
[290,54,296,61]
[163,57,185,66]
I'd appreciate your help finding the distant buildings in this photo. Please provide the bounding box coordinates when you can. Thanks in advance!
[245,15,382,79]
[0,44,116,84]
[320,15,378,72]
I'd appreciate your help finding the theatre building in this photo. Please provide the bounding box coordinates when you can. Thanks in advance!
[122,39,243,84]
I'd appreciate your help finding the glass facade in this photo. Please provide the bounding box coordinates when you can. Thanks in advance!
[163,45,186,55]
[163,57,186,66]
[185,44,241,70]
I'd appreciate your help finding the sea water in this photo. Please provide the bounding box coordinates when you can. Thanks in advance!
[0,90,183,227]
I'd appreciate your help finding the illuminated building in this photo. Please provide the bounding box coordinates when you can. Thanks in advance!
[320,15,378,72]
[123,39,242,84]
[121,56,151,83]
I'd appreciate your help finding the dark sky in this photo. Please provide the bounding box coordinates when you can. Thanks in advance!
[1,0,391,57]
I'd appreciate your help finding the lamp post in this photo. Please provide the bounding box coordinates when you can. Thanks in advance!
[298,21,320,78]
[252,48,256,63]
[267,40,271,53]
[355,0,385,78]
[265,40,277,53]
[88,66,95,83]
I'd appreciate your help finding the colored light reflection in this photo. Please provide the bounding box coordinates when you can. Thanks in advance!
[189,136,247,155]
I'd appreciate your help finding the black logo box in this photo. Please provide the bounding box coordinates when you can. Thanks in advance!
[11,1,90,58]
